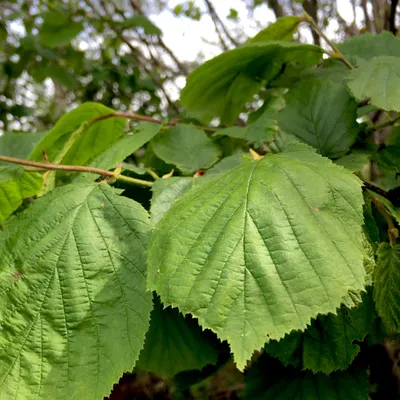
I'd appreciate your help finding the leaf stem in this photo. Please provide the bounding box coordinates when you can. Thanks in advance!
[0,155,153,187]
[304,12,354,70]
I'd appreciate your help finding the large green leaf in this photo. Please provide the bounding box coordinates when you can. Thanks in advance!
[265,292,375,373]
[279,79,358,157]
[217,95,284,145]
[337,31,400,60]
[152,124,221,174]
[148,143,366,369]
[0,183,152,399]
[244,354,368,400]
[249,16,303,43]
[374,242,400,331]
[181,41,323,124]
[137,295,219,376]
[347,56,400,112]
[30,103,125,168]
[0,167,42,224]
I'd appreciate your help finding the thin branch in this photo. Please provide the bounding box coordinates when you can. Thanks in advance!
[304,12,354,69]
[0,155,154,187]
[87,111,165,126]
[361,0,373,32]
[204,0,239,47]
[389,0,400,34]
[371,196,398,246]
[373,115,400,131]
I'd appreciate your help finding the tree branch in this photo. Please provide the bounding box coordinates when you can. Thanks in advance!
[0,155,154,187]
[303,0,320,45]
[267,0,285,18]
[389,0,399,34]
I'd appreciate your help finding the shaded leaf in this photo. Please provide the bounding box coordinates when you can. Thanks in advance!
[265,292,375,373]
[374,242,400,331]
[0,183,152,399]
[148,143,366,369]
[347,56,400,112]
[181,41,323,124]
[244,353,368,400]
[334,152,370,172]
[217,95,284,145]
[137,295,219,376]
[279,79,358,157]
[152,124,220,174]
[0,167,42,224]
[206,153,247,175]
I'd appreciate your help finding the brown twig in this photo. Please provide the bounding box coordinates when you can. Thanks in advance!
[0,155,153,187]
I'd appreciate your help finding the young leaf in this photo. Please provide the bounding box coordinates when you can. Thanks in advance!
[279,79,359,158]
[30,103,125,166]
[152,124,220,174]
[249,16,303,43]
[347,56,400,112]
[80,122,162,180]
[181,41,323,124]
[265,292,375,374]
[137,295,219,376]
[0,167,42,224]
[374,242,400,331]
[337,31,400,61]
[148,143,366,370]
[244,353,368,400]
[0,183,152,400]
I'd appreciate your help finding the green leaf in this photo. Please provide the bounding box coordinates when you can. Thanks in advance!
[181,41,323,124]
[0,182,152,399]
[244,354,368,400]
[150,177,194,224]
[148,143,366,369]
[227,8,238,21]
[30,102,125,169]
[152,124,221,174]
[279,79,358,157]
[121,15,162,36]
[374,242,400,331]
[265,292,375,373]
[334,152,370,172]
[249,16,302,43]
[337,31,400,61]
[0,167,42,224]
[0,131,46,163]
[137,295,219,376]
[347,56,400,112]
[39,10,83,48]
[217,95,284,145]
[80,122,162,180]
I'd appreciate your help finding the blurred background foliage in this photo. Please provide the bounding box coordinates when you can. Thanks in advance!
[1,0,397,133]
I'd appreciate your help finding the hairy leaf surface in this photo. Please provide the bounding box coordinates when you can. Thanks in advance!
[137,295,219,376]
[347,56,400,112]
[279,79,358,157]
[374,243,400,331]
[148,143,366,369]
[181,41,322,124]
[0,183,152,399]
